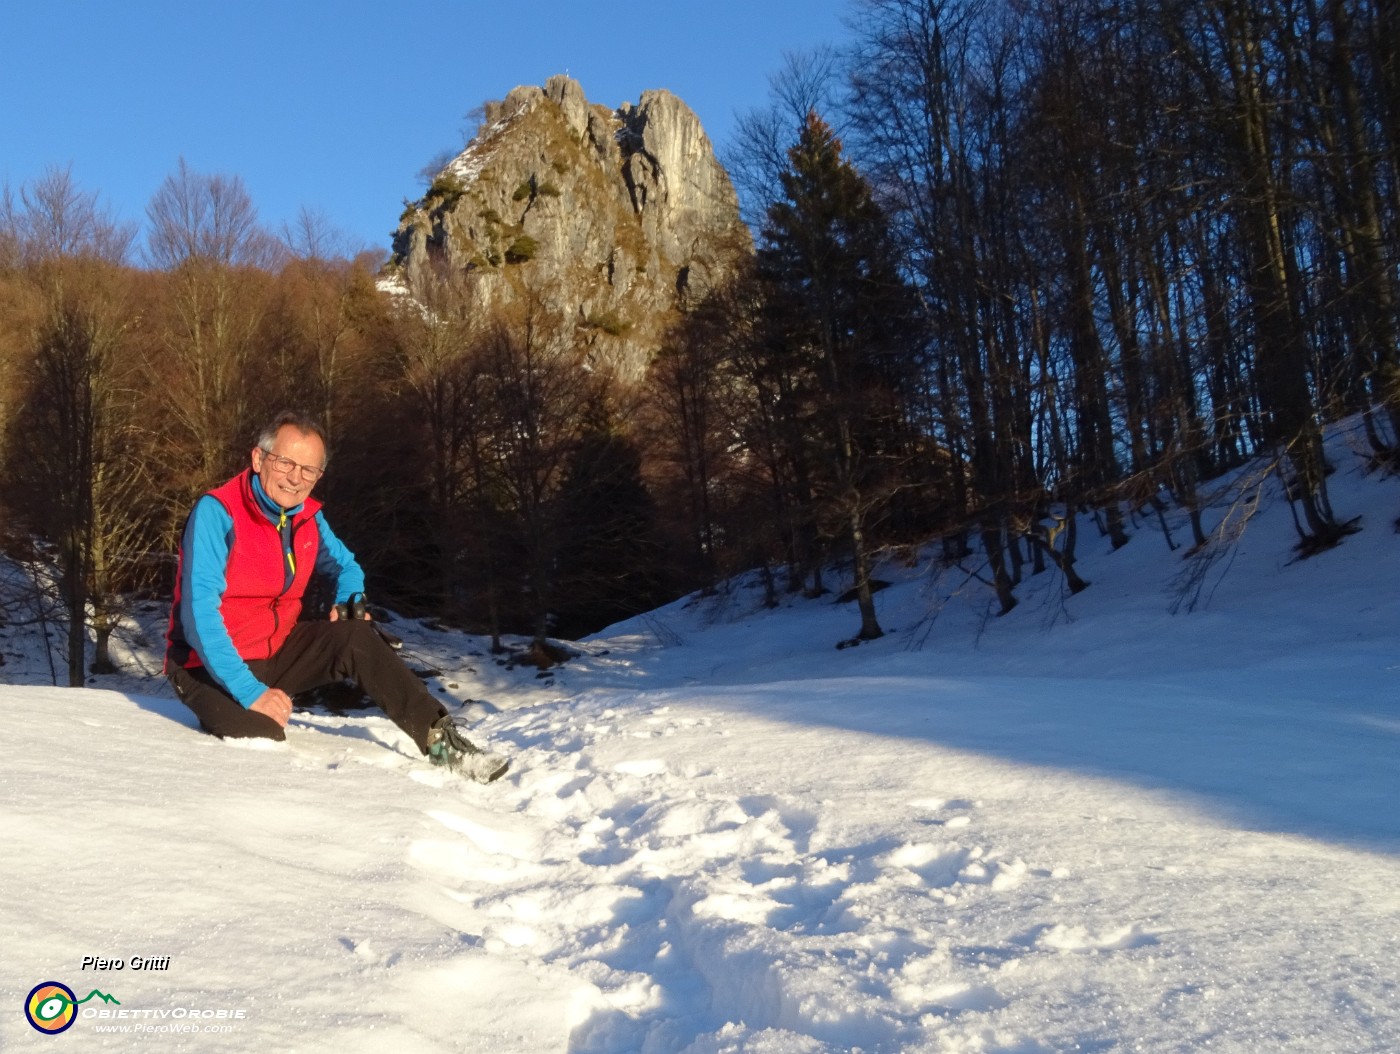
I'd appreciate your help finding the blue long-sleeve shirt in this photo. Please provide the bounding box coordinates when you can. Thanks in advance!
[176,474,365,707]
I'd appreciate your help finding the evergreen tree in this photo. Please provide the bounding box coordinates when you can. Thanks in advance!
[552,423,670,639]
[754,111,921,641]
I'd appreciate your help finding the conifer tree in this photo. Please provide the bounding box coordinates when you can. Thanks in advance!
[552,421,670,639]
[754,111,921,641]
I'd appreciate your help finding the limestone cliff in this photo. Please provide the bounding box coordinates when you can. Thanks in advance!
[384,75,750,382]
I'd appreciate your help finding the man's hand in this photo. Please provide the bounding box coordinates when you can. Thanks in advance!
[329,598,372,621]
[328,606,371,621]
[249,687,295,727]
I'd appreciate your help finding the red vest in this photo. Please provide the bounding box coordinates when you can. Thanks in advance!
[167,471,322,669]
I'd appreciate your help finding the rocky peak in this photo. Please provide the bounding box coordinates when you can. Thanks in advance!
[386,76,750,383]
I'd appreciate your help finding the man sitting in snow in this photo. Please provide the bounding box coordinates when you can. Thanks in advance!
[163,411,507,783]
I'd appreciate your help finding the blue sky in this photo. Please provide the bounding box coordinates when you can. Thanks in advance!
[2,0,854,258]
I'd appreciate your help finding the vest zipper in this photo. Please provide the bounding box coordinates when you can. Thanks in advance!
[268,511,299,656]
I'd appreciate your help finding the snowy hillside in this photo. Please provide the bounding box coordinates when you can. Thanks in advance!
[2,421,1399,1053]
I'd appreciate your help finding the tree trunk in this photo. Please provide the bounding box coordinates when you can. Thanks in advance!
[1028,507,1090,595]
[61,535,86,687]
[848,502,883,641]
[980,521,1019,615]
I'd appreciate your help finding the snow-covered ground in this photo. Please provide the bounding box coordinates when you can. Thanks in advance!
[3,421,1399,1053]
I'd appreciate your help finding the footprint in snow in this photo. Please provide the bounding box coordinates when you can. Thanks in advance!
[910,796,978,829]
[1035,922,1158,952]
[879,842,1032,897]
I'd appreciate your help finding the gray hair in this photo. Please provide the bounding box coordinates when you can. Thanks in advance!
[257,411,329,464]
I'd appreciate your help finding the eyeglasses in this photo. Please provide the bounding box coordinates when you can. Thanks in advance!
[259,448,325,482]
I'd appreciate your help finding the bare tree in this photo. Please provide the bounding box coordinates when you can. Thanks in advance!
[0,168,153,683]
[848,0,1035,613]
[381,262,501,631]
[144,159,281,505]
[146,158,283,271]
[479,295,607,658]
[268,214,382,436]
[729,47,848,228]
[1163,0,1352,548]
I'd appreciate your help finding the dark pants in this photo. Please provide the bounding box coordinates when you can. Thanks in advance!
[169,620,446,753]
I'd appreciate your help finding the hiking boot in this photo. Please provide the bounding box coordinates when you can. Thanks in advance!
[426,715,509,784]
